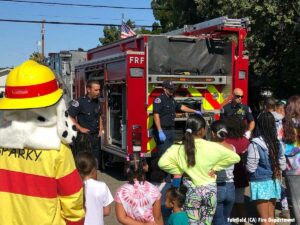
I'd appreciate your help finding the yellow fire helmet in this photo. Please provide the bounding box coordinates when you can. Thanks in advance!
[0,60,63,109]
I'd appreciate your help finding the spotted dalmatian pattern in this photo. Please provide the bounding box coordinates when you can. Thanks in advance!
[0,99,77,150]
[56,99,77,144]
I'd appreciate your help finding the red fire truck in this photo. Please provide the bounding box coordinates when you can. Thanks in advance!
[74,16,250,165]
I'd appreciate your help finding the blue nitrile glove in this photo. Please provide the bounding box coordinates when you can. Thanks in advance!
[195,110,202,116]
[172,178,181,188]
[158,130,166,142]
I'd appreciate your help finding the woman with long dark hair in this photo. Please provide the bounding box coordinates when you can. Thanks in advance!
[158,115,240,225]
[246,112,286,225]
[225,115,250,224]
[283,95,300,224]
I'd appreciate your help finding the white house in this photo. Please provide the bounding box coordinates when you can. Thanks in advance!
[0,68,11,98]
[48,50,87,102]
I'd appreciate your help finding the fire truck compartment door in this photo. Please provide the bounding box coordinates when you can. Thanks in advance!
[147,36,232,76]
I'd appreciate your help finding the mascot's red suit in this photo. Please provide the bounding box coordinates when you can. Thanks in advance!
[0,60,85,225]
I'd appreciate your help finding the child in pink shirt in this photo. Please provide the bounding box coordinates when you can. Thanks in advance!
[115,152,163,225]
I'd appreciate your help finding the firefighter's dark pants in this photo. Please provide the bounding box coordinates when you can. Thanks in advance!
[72,132,101,167]
[156,129,175,156]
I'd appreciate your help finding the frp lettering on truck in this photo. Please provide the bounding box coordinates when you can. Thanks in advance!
[129,55,145,66]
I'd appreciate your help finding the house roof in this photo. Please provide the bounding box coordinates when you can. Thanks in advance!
[0,68,11,78]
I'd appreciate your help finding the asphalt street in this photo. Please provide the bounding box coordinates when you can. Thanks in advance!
[98,165,293,225]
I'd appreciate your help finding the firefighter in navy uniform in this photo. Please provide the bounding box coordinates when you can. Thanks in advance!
[68,79,103,161]
[153,80,202,156]
[220,87,255,139]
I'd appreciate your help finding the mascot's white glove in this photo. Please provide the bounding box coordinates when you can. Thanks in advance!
[244,130,251,139]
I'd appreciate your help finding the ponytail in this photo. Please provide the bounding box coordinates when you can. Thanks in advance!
[125,152,147,185]
[184,130,196,167]
[210,120,228,142]
[184,115,206,167]
[216,128,228,139]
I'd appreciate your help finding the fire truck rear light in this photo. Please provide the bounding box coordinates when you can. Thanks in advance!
[132,125,142,152]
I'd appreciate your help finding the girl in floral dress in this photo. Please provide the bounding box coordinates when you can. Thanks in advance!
[115,152,164,225]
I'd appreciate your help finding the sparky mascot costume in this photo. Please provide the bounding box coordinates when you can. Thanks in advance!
[0,60,85,225]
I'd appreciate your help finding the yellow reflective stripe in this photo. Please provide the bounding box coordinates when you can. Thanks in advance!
[207,85,224,104]
[147,137,156,152]
[146,84,158,152]
[147,104,153,113]
[148,84,155,96]
[203,99,214,110]
[187,87,202,97]
[147,115,153,129]
[147,84,155,112]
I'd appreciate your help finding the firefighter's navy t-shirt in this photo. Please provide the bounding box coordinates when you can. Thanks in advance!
[68,95,101,133]
[220,102,254,123]
[153,93,181,128]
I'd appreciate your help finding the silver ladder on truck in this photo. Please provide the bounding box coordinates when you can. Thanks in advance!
[165,16,250,36]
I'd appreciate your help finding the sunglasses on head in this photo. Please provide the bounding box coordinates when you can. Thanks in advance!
[235,94,244,99]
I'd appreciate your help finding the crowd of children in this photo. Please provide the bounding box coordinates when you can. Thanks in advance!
[74,95,300,225]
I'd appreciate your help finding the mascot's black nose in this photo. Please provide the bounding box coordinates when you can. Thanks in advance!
[37,116,46,122]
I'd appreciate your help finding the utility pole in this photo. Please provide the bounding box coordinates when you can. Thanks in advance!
[41,20,45,62]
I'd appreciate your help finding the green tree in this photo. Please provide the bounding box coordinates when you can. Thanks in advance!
[151,0,300,99]
[99,20,135,45]
[29,52,44,64]
[126,19,136,29]
[151,22,163,34]
[99,20,162,45]
[99,26,120,45]
[135,27,152,35]
[135,22,162,35]
[152,0,200,32]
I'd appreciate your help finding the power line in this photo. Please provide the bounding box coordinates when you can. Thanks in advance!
[10,12,154,22]
[0,0,169,10]
[0,18,160,28]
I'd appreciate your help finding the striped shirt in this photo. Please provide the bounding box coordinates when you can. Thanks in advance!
[0,144,85,225]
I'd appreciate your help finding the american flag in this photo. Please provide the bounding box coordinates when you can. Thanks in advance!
[121,20,136,39]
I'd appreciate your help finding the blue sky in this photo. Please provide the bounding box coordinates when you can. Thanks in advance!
[0,0,156,67]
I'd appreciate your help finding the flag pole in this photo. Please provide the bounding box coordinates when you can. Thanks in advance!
[121,13,124,39]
